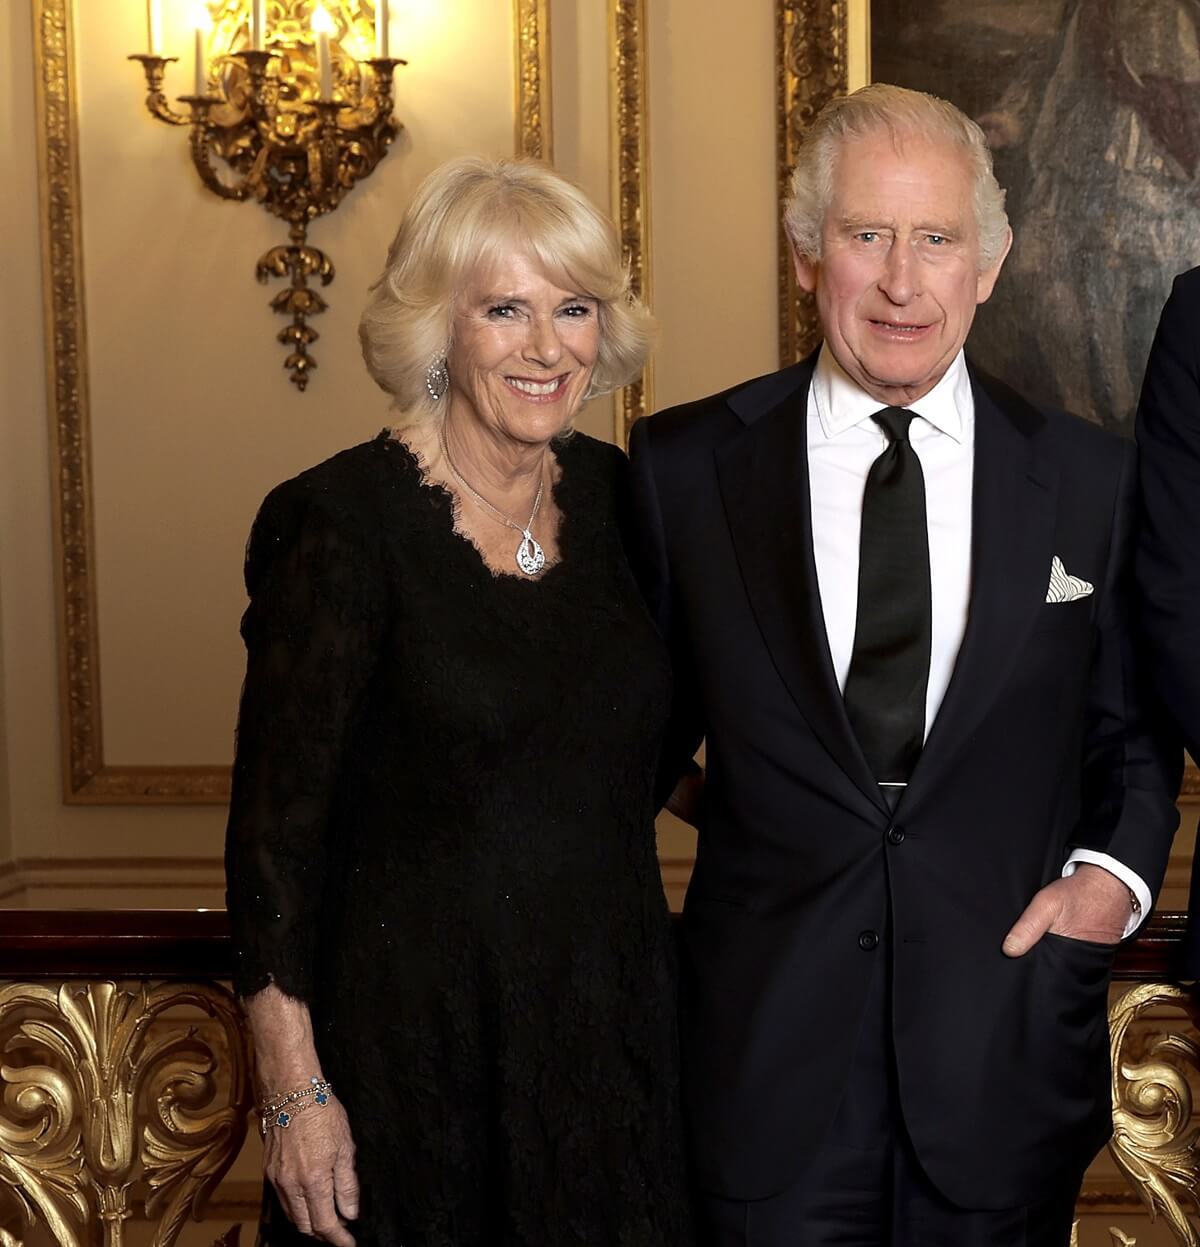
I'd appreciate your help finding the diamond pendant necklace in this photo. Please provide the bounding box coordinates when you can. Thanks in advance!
[440,432,547,576]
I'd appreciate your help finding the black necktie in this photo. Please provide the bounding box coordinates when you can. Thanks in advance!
[843,407,932,788]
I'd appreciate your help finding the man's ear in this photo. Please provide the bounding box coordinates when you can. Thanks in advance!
[791,238,819,295]
[976,225,1013,305]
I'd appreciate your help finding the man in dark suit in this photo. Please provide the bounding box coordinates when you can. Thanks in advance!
[1136,267,1200,973]
[630,84,1179,1245]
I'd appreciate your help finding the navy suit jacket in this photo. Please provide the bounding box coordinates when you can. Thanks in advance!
[630,355,1179,1209]
[1136,267,1200,972]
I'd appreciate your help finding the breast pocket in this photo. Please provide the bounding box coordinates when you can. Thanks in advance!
[1032,598,1094,633]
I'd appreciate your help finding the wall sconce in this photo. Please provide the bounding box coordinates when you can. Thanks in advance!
[130,2,406,390]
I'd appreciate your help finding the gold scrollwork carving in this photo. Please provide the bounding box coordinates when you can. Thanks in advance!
[0,980,250,1246]
[610,0,652,446]
[1107,981,1200,1244]
[514,0,552,161]
[775,0,848,365]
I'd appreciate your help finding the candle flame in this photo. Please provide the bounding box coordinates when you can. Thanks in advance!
[191,2,213,31]
[311,3,336,35]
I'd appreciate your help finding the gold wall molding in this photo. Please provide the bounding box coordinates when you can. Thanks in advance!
[775,0,849,366]
[33,0,232,806]
[0,978,249,1246]
[514,0,552,161]
[609,0,652,446]
[0,857,228,906]
[1078,1182,1154,1211]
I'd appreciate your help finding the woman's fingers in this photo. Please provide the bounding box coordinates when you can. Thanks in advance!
[274,1174,313,1236]
[334,1140,360,1222]
[306,1180,356,1246]
[264,1104,359,1244]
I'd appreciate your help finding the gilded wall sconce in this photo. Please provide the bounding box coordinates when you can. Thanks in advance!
[129,1,406,390]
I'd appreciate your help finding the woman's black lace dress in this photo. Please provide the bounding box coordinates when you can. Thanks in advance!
[225,430,691,1246]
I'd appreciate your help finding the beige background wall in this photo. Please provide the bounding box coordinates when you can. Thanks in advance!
[647,0,778,408]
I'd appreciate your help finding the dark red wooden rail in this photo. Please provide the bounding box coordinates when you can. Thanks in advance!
[0,909,1189,982]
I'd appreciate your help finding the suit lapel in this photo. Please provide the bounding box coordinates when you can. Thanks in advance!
[716,366,885,812]
[902,367,1059,812]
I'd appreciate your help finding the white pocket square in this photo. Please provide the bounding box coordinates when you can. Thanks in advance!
[1045,556,1093,603]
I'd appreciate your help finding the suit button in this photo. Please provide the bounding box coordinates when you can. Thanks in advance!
[886,825,906,845]
[858,930,879,951]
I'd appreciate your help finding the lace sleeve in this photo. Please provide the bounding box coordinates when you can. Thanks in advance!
[224,481,388,1001]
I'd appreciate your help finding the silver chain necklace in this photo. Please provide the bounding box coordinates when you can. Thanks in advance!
[440,433,547,576]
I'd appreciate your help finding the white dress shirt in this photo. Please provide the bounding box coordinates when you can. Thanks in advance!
[806,345,1149,935]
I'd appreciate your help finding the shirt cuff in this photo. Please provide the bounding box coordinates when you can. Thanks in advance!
[1062,850,1152,938]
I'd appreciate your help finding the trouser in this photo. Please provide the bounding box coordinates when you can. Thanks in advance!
[697,957,1080,1247]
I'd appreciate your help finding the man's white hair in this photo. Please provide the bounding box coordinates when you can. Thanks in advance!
[784,83,1010,270]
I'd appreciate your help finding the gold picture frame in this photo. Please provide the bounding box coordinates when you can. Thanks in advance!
[610,0,652,446]
[776,0,871,363]
[33,0,557,803]
[35,0,228,803]
[514,0,551,162]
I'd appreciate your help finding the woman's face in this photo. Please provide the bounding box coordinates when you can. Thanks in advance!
[446,251,601,448]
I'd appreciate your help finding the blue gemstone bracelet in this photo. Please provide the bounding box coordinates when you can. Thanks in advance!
[258,1077,334,1135]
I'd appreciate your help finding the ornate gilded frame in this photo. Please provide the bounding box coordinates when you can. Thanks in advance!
[34,0,226,804]
[34,0,555,803]
[609,0,652,445]
[776,0,850,365]
[514,0,551,161]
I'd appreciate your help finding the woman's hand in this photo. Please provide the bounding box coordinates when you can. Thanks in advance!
[242,986,360,1244]
[264,1099,360,1245]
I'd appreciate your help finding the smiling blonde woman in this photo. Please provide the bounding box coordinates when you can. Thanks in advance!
[223,156,692,1247]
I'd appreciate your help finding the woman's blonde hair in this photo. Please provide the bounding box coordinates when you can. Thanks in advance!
[784,83,1010,270]
[360,156,654,418]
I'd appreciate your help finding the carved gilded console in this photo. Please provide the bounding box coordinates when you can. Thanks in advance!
[0,913,251,1246]
[1104,980,1200,1243]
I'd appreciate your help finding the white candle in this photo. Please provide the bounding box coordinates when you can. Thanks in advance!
[312,4,335,98]
[376,0,389,59]
[194,26,207,95]
[317,31,332,98]
[251,0,265,50]
[192,5,212,95]
[146,0,162,56]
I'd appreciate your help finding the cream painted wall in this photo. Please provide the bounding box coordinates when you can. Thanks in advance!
[0,0,36,871]
[1,0,79,875]
[647,0,779,409]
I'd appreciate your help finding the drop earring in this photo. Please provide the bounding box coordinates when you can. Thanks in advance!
[425,352,449,400]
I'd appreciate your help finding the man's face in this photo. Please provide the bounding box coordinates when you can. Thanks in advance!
[794,129,1011,406]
